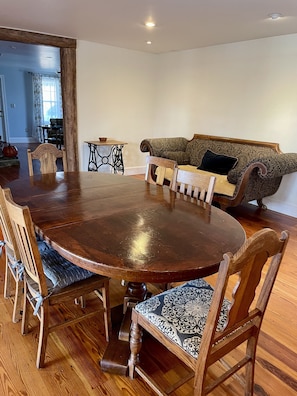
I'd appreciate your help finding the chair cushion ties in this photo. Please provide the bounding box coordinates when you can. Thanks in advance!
[0,240,5,255]
[31,291,53,316]
[10,258,25,280]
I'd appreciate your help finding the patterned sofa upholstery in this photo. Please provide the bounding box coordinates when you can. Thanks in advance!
[140,134,297,210]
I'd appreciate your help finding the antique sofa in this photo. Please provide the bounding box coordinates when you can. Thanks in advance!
[140,134,297,210]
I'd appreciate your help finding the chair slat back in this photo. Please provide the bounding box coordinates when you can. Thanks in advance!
[0,186,20,260]
[195,228,289,386]
[27,143,67,176]
[172,168,216,204]
[224,229,287,328]
[3,189,47,294]
[145,156,177,188]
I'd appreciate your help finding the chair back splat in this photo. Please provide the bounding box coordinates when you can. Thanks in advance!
[27,143,67,176]
[171,168,216,205]
[145,156,177,189]
[128,228,289,395]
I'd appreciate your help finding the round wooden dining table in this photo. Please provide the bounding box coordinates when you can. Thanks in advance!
[6,171,246,373]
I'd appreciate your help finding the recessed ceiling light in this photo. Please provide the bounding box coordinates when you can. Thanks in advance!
[145,21,156,28]
[146,41,152,45]
[268,13,282,20]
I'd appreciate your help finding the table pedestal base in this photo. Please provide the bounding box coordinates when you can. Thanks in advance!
[100,305,131,375]
[100,281,150,375]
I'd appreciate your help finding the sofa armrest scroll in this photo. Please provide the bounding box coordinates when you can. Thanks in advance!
[228,161,267,184]
[140,137,189,158]
[216,162,267,209]
[257,153,297,178]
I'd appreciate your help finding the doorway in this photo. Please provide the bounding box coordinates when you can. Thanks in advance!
[0,28,78,171]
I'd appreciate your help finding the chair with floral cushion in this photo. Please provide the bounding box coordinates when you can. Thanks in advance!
[4,187,111,368]
[128,228,289,395]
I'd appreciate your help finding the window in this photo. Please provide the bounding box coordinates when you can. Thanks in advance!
[32,73,63,141]
[41,76,63,125]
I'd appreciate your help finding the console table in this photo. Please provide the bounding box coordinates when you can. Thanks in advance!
[85,140,127,174]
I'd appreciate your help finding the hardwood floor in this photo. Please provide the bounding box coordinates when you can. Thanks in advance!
[0,144,296,395]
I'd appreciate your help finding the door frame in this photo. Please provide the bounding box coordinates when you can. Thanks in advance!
[0,27,78,171]
[0,75,10,142]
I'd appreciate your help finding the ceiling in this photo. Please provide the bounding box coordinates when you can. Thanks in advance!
[1,0,297,72]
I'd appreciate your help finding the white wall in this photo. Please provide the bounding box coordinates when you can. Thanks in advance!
[76,35,297,217]
[76,41,156,174]
[152,34,297,217]
[154,34,297,148]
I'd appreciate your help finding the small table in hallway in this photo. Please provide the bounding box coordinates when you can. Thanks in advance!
[6,171,246,375]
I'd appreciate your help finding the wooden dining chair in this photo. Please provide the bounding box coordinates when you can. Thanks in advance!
[0,186,51,322]
[0,186,22,323]
[171,168,216,204]
[128,228,289,395]
[4,188,111,368]
[145,156,177,188]
[27,143,67,176]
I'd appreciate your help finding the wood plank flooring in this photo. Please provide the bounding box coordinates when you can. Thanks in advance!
[0,143,296,395]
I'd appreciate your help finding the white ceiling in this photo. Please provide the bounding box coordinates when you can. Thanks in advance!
[1,0,297,72]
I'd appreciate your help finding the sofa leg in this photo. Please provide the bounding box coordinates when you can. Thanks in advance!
[257,199,267,210]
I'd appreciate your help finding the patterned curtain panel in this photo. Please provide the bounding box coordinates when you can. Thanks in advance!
[32,73,43,142]
[32,74,63,142]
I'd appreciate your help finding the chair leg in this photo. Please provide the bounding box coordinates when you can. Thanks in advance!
[128,319,143,379]
[4,259,23,322]
[21,285,30,335]
[102,281,111,343]
[94,281,111,343]
[36,304,50,368]
[244,337,257,395]
[74,296,86,308]
[12,276,23,323]
[4,259,12,299]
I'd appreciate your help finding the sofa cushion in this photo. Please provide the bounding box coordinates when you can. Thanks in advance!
[198,150,238,175]
[161,150,190,165]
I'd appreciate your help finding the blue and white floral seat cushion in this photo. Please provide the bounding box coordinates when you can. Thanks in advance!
[135,278,230,359]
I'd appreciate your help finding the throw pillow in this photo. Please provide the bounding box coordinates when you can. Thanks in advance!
[198,150,238,175]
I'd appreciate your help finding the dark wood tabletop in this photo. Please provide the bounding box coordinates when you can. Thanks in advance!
[6,171,246,284]
[6,171,246,374]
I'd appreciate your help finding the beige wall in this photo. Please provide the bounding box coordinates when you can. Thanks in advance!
[76,34,297,217]
[77,40,156,174]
